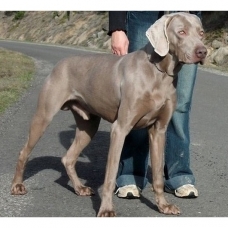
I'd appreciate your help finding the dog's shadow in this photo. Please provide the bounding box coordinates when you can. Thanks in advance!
[23,124,156,215]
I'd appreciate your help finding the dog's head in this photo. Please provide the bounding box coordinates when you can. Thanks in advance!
[146,12,207,65]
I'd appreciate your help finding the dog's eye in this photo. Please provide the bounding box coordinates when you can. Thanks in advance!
[178,30,186,35]
[199,31,204,37]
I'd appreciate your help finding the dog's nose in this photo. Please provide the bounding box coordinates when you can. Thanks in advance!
[195,46,207,60]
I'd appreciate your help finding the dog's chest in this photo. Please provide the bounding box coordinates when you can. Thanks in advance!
[148,79,174,108]
[134,83,175,128]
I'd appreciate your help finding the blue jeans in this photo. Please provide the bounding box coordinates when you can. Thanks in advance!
[116,11,197,190]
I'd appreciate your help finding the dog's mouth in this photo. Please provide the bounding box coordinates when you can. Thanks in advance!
[194,56,206,65]
[199,59,205,65]
[179,59,204,65]
[192,59,205,65]
[180,59,205,65]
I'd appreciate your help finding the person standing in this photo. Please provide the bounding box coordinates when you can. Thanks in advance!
[108,11,201,199]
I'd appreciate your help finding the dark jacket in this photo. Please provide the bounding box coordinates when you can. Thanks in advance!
[108,11,127,35]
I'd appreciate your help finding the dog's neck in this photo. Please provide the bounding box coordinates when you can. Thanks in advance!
[143,43,183,77]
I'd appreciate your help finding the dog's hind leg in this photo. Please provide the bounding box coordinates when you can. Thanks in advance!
[11,82,68,195]
[61,111,101,196]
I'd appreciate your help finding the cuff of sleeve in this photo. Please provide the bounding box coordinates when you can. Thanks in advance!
[107,29,127,36]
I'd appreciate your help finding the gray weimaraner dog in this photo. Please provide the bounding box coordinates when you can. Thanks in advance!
[11,12,207,216]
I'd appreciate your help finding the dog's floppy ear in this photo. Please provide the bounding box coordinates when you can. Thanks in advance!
[146,14,173,57]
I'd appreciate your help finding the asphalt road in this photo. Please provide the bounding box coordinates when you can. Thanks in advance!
[0,40,228,218]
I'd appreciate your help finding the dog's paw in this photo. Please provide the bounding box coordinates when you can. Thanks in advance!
[158,204,181,215]
[11,183,27,195]
[76,186,95,196]
[97,210,116,217]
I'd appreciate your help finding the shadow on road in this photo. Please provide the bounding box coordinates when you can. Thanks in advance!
[22,124,154,215]
[23,125,109,214]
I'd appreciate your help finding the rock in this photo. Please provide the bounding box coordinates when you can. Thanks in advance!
[210,46,228,65]
[211,40,224,49]
[97,30,104,38]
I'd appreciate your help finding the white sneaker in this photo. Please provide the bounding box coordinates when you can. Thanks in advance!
[165,184,198,198]
[115,184,141,199]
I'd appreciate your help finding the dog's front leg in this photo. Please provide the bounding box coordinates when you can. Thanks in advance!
[148,121,180,215]
[97,120,131,217]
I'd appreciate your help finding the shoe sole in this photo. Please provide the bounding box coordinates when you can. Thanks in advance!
[175,191,198,199]
[117,192,140,199]
[164,187,198,198]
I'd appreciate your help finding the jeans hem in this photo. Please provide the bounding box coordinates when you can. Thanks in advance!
[164,174,195,190]
[116,174,148,190]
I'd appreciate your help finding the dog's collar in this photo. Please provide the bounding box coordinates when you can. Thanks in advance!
[152,62,176,78]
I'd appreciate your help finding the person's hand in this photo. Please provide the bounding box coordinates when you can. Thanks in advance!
[111,30,129,56]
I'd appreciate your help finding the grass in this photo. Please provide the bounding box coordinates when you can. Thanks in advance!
[0,48,35,114]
